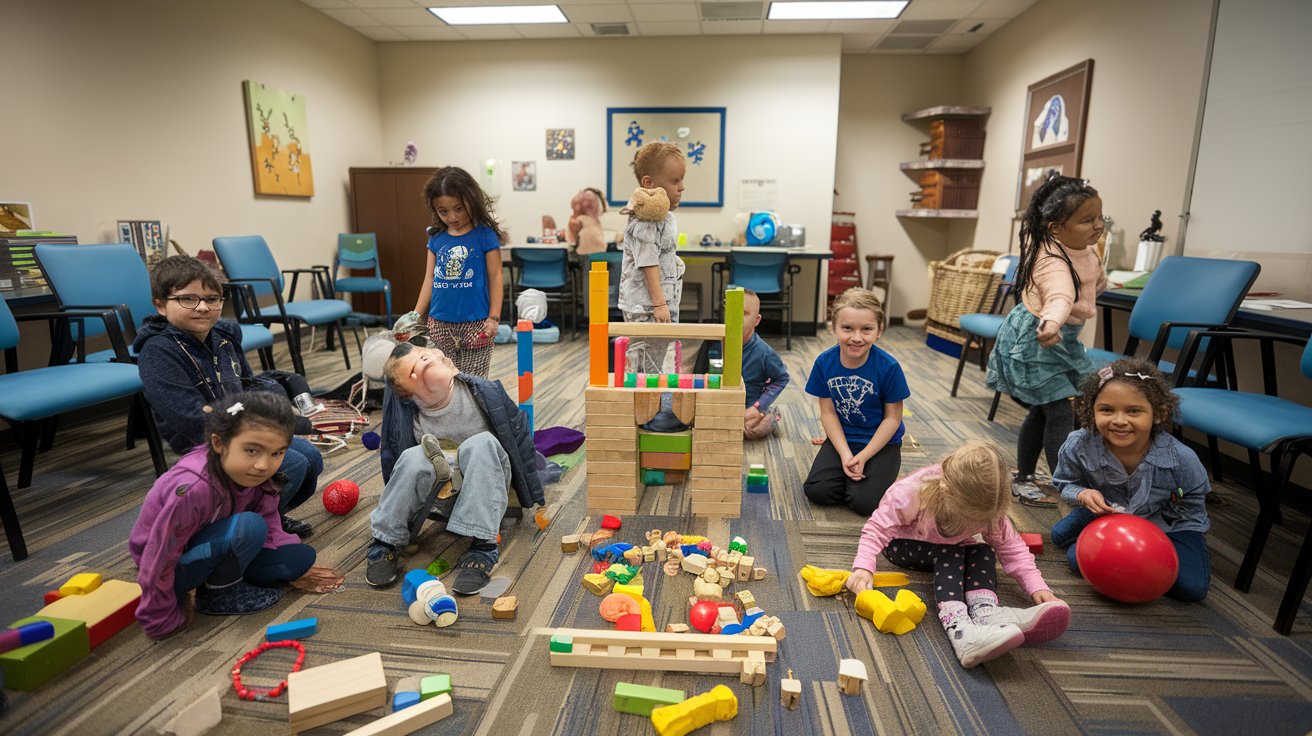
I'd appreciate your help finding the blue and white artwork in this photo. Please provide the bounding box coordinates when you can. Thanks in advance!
[607,107,725,208]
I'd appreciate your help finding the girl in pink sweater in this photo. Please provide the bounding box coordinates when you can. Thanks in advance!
[845,441,1071,667]
[987,174,1106,502]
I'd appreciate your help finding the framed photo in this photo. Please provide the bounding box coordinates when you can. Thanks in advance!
[0,201,34,232]
[607,107,725,208]
[546,128,574,160]
[242,80,315,197]
[1015,60,1093,210]
[512,161,537,191]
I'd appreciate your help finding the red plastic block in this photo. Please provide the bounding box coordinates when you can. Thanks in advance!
[601,515,622,530]
[1020,533,1043,555]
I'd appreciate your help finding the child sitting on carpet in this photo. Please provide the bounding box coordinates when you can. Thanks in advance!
[844,441,1071,668]
[130,392,325,640]
[1051,357,1211,601]
[740,289,790,439]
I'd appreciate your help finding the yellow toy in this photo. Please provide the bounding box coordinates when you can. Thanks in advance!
[799,565,911,597]
[650,684,738,736]
[855,589,927,635]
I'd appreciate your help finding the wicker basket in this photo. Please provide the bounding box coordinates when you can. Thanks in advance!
[925,248,1003,344]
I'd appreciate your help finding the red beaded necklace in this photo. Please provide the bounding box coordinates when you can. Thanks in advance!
[231,640,306,701]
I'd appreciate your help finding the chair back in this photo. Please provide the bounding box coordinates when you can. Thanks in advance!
[513,248,570,289]
[982,254,1021,314]
[335,233,382,278]
[213,235,283,298]
[0,290,18,352]
[36,242,156,340]
[1302,337,1312,380]
[729,250,789,294]
[1130,256,1260,350]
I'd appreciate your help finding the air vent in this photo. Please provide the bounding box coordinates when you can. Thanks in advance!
[699,1,764,21]
[891,19,954,34]
[591,23,630,36]
[875,34,935,50]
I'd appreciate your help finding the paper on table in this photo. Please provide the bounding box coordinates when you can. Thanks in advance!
[1240,299,1312,311]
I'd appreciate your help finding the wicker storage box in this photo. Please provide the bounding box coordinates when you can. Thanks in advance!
[925,248,1003,344]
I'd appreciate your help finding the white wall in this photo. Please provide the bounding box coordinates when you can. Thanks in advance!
[0,0,382,270]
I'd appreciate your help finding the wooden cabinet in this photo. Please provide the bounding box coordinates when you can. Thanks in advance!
[896,106,989,220]
[347,167,437,315]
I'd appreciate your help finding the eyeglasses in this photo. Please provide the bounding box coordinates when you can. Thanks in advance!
[167,294,225,309]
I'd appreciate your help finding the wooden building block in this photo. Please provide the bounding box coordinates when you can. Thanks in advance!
[35,579,140,649]
[608,322,727,339]
[492,596,518,620]
[694,415,744,431]
[690,476,742,492]
[739,650,766,687]
[736,556,755,582]
[266,617,317,642]
[690,464,741,479]
[752,567,767,581]
[343,693,452,736]
[287,652,387,734]
[586,423,637,440]
[838,658,867,696]
[735,590,756,609]
[0,616,89,691]
[547,629,776,676]
[58,572,102,596]
[613,681,687,716]
[633,392,661,425]
[664,623,690,634]
[780,669,801,711]
[689,502,741,517]
[420,673,451,701]
[672,392,696,424]
[164,685,222,736]
[587,460,639,477]
[561,534,580,553]
[639,451,692,470]
[681,554,708,575]
[638,430,693,453]
[587,438,638,454]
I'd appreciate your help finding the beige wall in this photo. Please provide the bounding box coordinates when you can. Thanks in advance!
[0,0,382,271]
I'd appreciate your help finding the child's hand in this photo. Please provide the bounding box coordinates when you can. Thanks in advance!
[1076,488,1118,515]
[1032,590,1060,604]
[846,568,874,594]
[745,404,762,422]
[1036,319,1062,348]
[653,303,672,323]
[482,317,499,338]
[842,452,867,481]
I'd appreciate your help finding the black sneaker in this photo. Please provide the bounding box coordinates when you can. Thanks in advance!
[427,494,458,522]
[451,547,497,595]
[195,581,282,616]
[281,515,314,538]
[365,542,400,588]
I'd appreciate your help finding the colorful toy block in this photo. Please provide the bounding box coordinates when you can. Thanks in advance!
[708,375,722,389]
[650,685,738,736]
[561,534,580,553]
[58,572,102,596]
[1021,532,1043,555]
[639,451,692,471]
[266,618,317,642]
[0,621,54,655]
[729,536,748,554]
[402,569,436,605]
[582,574,614,596]
[35,579,140,649]
[623,373,637,388]
[392,691,421,712]
[616,613,642,631]
[638,430,693,453]
[613,336,629,388]
[593,542,633,561]
[42,590,63,605]
[549,633,573,653]
[855,588,927,635]
[614,682,687,716]
[0,616,89,691]
[601,514,623,530]
[420,674,451,701]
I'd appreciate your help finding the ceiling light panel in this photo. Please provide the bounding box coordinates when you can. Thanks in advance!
[767,1,908,21]
[429,5,568,25]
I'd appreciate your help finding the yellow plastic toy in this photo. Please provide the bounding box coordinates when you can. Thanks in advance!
[614,585,657,632]
[855,589,927,635]
[650,684,738,736]
[799,566,912,596]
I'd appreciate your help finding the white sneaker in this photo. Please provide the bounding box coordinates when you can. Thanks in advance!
[974,601,1071,644]
[946,620,1025,668]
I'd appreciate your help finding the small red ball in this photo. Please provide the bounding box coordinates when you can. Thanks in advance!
[322,480,360,515]
[689,600,719,633]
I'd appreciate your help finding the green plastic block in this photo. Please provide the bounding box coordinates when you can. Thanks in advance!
[748,463,767,477]
[613,681,686,716]
[549,633,574,653]
[646,374,659,388]
[638,430,693,453]
[666,374,679,388]
[0,616,89,692]
[642,469,666,485]
[623,373,637,388]
[420,673,452,701]
[709,375,722,389]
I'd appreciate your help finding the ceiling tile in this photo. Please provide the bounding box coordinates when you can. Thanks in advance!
[928,32,983,52]
[354,25,412,39]
[762,19,829,33]
[398,25,465,39]
[517,23,586,37]
[900,0,983,20]
[971,0,1037,20]
[840,33,881,53]
[826,19,895,33]
[348,0,421,7]
[301,0,353,9]
[634,20,703,36]
[631,4,699,21]
[361,7,441,24]
[949,17,998,33]
[701,19,764,34]
[560,4,634,22]
[456,25,527,39]
[321,7,382,25]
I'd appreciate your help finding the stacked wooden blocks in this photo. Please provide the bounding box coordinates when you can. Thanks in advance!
[639,429,692,473]
[688,386,745,517]
[584,387,642,515]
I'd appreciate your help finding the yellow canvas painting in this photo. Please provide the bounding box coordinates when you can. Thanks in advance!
[243,80,314,197]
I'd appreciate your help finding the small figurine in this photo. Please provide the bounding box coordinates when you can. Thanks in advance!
[1139,210,1165,243]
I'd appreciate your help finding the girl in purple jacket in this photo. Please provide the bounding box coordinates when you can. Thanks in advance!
[130,392,316,640]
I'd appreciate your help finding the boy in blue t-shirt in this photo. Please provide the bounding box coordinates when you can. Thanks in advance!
[802,288,909,516]
[739,290,791,439]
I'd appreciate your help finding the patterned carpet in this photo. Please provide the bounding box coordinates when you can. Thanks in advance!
[1,325,1310,735]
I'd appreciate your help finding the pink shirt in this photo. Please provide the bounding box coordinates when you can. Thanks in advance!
[851,465,1050,597]
[1020,242,1106,326]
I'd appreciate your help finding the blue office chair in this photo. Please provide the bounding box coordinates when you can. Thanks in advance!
[1173,329,1312,635]
[511,247,579,338]
[213,235,354,376]
[0,296,166,560]
[950,254,1020,421]
[333,233,393,327]
[713,249,801,349]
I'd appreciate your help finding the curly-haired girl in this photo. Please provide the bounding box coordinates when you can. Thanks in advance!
[1050,357,1212,601]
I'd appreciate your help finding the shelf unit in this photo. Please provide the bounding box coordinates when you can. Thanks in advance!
[897,106,990,219]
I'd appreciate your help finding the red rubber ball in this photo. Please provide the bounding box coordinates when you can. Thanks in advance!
[322,480,360,515]
[1075,514,1179,603]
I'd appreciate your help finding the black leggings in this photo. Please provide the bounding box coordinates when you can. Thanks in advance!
[883,540,998,605]
[1017,398,1073,477]
[803,441,901,517]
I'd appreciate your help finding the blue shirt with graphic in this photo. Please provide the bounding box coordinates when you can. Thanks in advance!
[426,224,501,323]
[804,344,910,447]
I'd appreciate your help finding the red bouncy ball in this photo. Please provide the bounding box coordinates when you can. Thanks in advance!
[689,600,719,633]
[322,480,360,515]
[1076,514,1179,603]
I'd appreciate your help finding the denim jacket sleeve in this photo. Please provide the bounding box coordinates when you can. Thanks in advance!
[1053,431,1092,504]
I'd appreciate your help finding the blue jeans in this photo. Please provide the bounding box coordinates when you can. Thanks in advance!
[278,437,323,513]
[172,512,315,595]
[1052,508,1211,602]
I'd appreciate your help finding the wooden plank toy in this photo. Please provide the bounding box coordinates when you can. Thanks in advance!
[287,652,387,734]
[547,629,776,677]
[0,616,89,691]
[838,658,867,696]
[343,693,452,736]
[266,618,317,642]
[781,669,802,710]
[613,681,686,716]
[34,579,140,649]
[59,572,103,596]
[164,685,222,736]
[492,596,518,620]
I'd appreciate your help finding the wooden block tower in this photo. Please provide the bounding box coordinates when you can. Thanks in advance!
[584,261,745,517]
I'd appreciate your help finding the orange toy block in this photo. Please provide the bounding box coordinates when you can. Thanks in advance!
[518,372,533,401]
[639,452,692,471]
[36,579,141,649]
[589,323,609,387]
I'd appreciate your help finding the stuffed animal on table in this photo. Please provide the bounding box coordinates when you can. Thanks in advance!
[568,187,607,255]
[623,187,670,223]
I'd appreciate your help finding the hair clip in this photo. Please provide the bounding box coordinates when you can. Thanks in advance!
[1124,372,1152,381]
[1096,365,1114,388]
[227,402,245,416]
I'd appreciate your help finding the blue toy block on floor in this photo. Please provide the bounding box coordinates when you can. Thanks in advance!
[266,618,317,642]
[393,691,421,712]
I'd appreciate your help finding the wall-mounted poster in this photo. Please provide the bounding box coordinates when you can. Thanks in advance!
[0,201,34,232]
[1015,60,1093,210]
[546,129,574,160]
[606,107,725,208]
[243,80,315,197]
[512,161,537,191]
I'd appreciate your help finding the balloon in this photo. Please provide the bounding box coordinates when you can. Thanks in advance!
[1076,514,1179,603]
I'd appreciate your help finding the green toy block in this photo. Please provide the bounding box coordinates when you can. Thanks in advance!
[420,673,452,701]
[613,682,687,716]
[709,375,721,389]
[623,373,637,388]
[0,616,90,691]
[549,633,573,653]
[728,536,748,554]
[638,430,693,454]
[748,463,766,478]
[666,373,679,388]
[641,469,666,485]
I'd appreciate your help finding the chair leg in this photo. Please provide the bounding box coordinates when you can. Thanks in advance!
[136,394,168,477]
[288,322,307,377]
[257,345,275,371]
[987,391,1003,423]
[1207,435,1224,481]
[0,463,28,561]
[124,399,140,451]
[15,421,39,489]
[38,415,59,453]
[335,322,352,369]
[1235,449,1279,592]
[1272,449,1309,634]
[951,339,972,397]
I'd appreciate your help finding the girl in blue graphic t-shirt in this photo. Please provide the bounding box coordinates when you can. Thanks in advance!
[803,288,911,516]
[412,166,507,377]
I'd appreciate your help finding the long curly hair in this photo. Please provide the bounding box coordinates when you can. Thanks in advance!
[422,166,507,243]
[1013,173,1099,300]
[1074,357,1179,437]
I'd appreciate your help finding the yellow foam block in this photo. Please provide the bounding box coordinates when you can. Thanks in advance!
[58,573,103,596]
[613,582,644,600]
[37,579,142,648]
[854,588,926,635]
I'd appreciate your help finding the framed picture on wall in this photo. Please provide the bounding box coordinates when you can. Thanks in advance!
[242,80,315,197]
[1015,59,1093,210]
[606,107,725,208]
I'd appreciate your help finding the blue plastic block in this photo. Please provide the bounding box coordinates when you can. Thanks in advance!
[719,623,745,635]
[402,569,437,605]
[742,608,765,628]
[265,617,317,642]
[593,542,634,561]
[680,543,701,557]
[393,691,421,712]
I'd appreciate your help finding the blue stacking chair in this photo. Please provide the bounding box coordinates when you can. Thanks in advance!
[950,254,1020,421]
[333,233,393,327]
[0,296,166,560]
[511,247,579,338]
[213,235,354,376]
[1173,329,1312,634]
[713,248,801,349]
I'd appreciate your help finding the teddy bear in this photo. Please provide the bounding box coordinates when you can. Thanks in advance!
[624,186,670,223]
[567,187,607,255]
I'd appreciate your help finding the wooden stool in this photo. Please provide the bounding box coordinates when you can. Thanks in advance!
[865,254,894,318]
